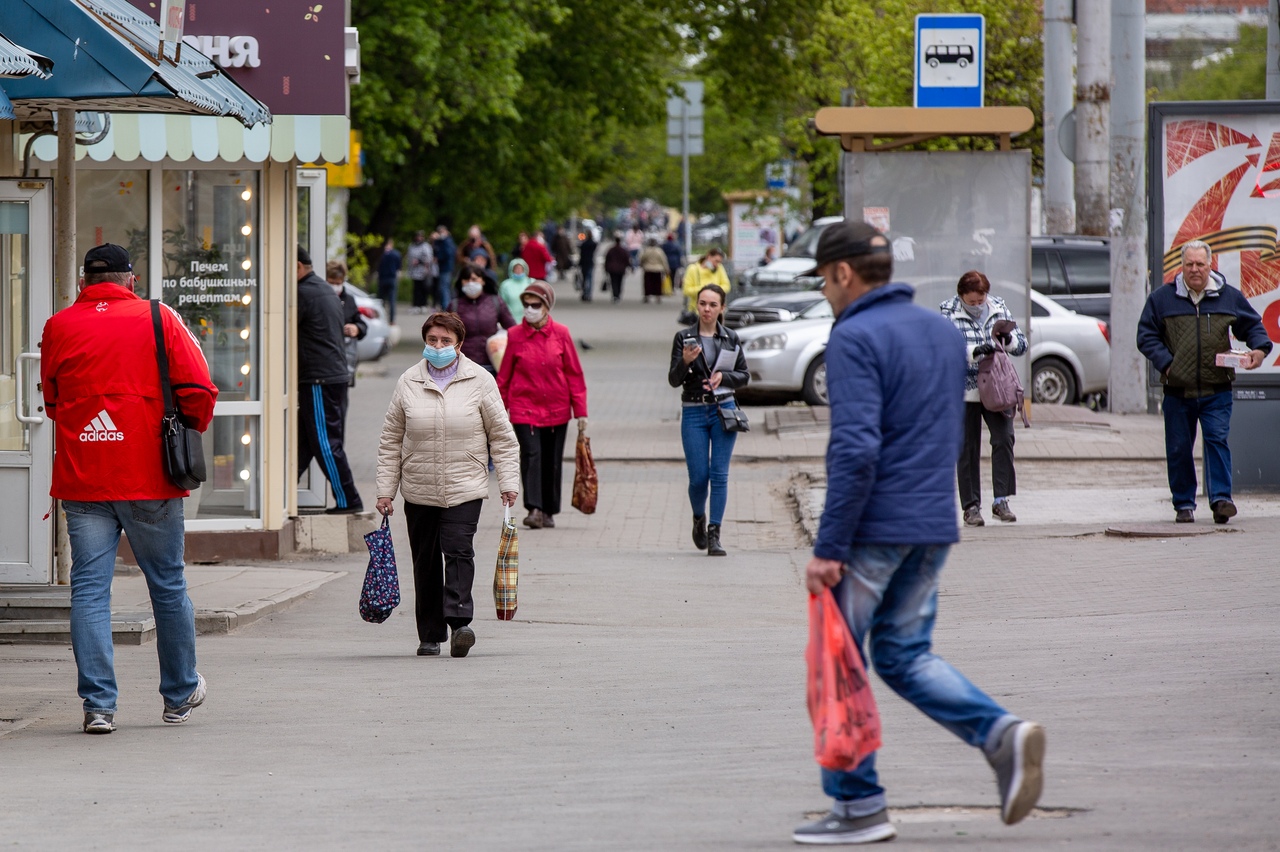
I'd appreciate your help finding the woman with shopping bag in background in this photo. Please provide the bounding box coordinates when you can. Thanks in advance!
[375,312,520,659]
[496,281,589,531]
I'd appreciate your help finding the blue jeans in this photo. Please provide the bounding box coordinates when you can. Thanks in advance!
[821,544,1017,816]
[64,499,199,714]
[680,402,738,525]
[435,272,452,310]
[1162,391,1232,509]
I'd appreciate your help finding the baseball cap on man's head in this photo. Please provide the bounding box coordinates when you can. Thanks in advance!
[802,220,891,276]
[83,244,132,273]
[297,244,312,266]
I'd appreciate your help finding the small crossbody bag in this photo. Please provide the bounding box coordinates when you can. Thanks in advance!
[150,300,207,490]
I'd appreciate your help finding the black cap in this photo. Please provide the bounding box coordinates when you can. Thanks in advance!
[297,244,312,266]
[83,243,132,273]
[801,220,891,276]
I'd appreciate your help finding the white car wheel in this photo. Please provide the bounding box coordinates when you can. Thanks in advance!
[1032,357,1077,405]
[802,355,828,407]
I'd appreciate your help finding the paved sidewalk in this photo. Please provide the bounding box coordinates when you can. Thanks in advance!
[2,279,1277,850]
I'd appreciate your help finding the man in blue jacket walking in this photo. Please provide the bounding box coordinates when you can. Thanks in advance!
[793,221,1045,845]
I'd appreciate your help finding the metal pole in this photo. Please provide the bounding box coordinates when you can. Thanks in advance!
[682,96,691,259]
[55,107,77,585]
[1075,0,1110,236]
[1109,0,1147,415]
[1044,0,1075,234]
[1269,0,1280,99]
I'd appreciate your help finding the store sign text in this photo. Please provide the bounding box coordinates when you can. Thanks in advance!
[182,35,260,69]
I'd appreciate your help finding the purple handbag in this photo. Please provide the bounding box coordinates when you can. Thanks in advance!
[359,514,401,623]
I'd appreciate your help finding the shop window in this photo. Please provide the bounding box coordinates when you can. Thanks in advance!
[185,414,261,520]
[76,170,149,287]
[161,170,261,402]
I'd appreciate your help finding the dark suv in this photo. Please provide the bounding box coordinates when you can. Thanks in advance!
[1032,236,1110,322]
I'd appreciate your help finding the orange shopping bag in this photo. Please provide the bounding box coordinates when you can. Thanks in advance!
[806,590,882,771]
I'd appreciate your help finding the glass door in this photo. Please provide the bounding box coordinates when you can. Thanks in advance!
[0,180,53,583]
[296,168,328,509]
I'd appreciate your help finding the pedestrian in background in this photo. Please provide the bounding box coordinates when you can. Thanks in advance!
[432,225,456,311]
[375,312,520,658]
[552,226,573,285]
[681,247,730,315]
[501,258,532,322]
[457,224,497,270]
[325,259,367,390]
[1137,239,1271,524]
[579,231,598,302]
[376,238,402,325]
[668,284,748,557]
[795,221,1044,845]
[453,262,516,375]
[604,234,630,303]
[939,270,1027,527]
[298,246,364,514]
[639,237,671,305]
[407,230,435,313]
[40,244,217,734]
[521,231,554,281]
[497,282,589,530]
[662,232,683,293]
[625,224,645,269]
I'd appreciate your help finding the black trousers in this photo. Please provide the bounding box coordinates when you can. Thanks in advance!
[298,382,362,510]
[513,422,569,516]
[608,271,625,301]
[404,499,484,642]
[957,401,1016,511]
[411,276,430,308]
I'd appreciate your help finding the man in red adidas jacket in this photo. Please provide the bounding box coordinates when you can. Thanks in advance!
[40,244,217,735]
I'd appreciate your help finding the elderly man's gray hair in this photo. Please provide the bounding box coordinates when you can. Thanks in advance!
[1181,239,1212,265]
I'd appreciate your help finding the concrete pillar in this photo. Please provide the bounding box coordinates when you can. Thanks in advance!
[54,109,76,585]
[1074,0,1110,236]
[1044,0,1075,235]
[1109,0,1148,415]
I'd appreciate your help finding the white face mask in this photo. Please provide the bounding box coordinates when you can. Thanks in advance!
[329,281,343,295]
[523,305,546,324]
[461,281,484,299]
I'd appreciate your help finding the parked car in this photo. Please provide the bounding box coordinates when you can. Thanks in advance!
[1032,235,1110,322]
[723,289,826,329]
[734,288,1108,407]
[1027,288,1110,405]
[344,283,392,362]
[735,216,842,299]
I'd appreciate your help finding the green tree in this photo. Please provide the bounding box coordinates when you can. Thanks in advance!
[1158,25,1267,102]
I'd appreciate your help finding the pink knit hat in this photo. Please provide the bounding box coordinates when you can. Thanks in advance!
[522,280,556,312]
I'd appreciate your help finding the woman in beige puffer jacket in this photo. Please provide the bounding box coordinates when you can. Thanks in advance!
[376,312,520,659]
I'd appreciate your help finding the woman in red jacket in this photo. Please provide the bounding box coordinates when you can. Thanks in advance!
[496,281,588,529]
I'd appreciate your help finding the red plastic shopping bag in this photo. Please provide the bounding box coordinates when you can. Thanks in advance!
[806,590,882,771]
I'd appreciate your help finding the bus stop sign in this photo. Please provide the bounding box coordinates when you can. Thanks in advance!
[914,14,984,108]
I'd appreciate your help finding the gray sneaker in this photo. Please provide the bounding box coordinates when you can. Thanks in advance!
[792,809,896,845]
[964,506,985,527]
[991,500,1017,523]
[986,720,1046,825]
[162,672,207,724]
[83,711,116,734]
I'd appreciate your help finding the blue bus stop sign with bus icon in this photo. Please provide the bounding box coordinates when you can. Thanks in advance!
[915,14,984,108]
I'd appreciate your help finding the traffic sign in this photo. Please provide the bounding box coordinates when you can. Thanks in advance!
[914,14,984,108]
[667,80,704,158]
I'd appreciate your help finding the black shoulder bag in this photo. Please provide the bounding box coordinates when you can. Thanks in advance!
[690,332,750,433]
[150,300,207,490]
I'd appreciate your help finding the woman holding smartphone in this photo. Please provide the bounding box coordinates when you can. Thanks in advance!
[667,284,749,556]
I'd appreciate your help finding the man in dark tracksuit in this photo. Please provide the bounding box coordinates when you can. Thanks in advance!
[1137,239,1272,524]
[297,245,363,514]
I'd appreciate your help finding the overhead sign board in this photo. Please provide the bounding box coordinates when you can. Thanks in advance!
[666,80,704,157]
[914,14,984,108]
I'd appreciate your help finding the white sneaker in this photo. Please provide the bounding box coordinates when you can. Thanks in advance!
[162,673,206,724]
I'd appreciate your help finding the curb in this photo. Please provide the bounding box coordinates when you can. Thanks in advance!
[194,571,346,635]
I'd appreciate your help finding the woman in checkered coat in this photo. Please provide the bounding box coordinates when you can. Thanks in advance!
[939,271,1027,527]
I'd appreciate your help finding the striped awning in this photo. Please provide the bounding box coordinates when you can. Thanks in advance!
[28,113,350,164]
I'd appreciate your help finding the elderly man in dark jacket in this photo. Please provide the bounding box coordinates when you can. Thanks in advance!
[297,245,363,514]
[1137,239,1271,524]
[793,221,1044,846]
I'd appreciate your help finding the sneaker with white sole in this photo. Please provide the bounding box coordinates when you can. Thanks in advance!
[162,672,206,724]
[792,809,896,845]
[986,720,1046,825]
[83,711,116,734]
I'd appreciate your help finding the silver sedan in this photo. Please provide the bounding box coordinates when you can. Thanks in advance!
[734,288,1109,407]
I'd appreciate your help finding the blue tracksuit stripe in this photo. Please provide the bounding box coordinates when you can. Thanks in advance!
[312,384,348,506]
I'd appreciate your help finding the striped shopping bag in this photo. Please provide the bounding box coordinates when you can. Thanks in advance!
[493,505,519,621]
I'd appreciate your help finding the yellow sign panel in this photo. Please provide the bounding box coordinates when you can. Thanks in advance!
[320,130,363,188]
